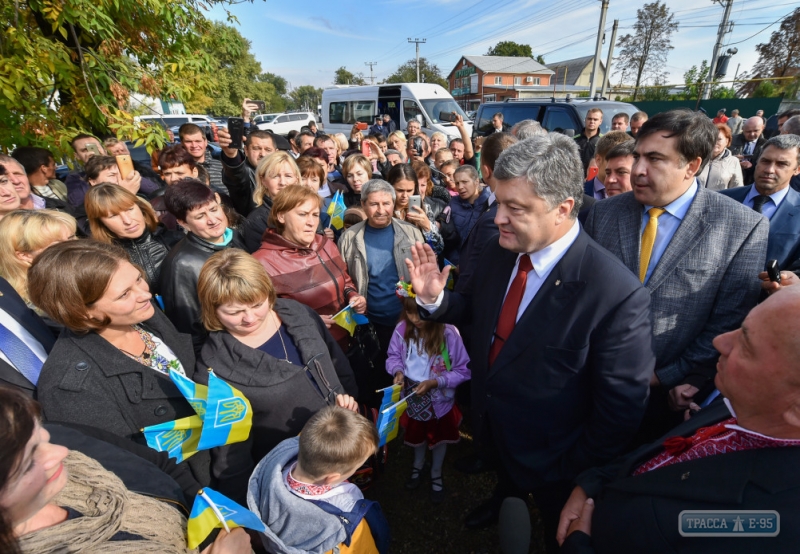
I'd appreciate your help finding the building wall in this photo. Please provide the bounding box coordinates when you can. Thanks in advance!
[447,57,553,110]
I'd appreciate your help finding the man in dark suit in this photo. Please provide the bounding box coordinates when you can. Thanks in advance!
[558,286,800,553]
[408,133,654,553]
[730,116,766,185]
[721,135,800,270]
[584,110,768,439]
[0,276,56,396]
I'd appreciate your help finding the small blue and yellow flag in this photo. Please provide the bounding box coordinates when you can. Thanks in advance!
[327,190,347,230]
[376,395,409,447]
[142,415,203,462]
[331,305,369,336]
[170,370,209,417]
[197,371,253,451]
[379,384,402,406]
[443,258,455,291]
[187,488,267,549]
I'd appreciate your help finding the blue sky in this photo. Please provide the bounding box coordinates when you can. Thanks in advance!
[207,0,797,92]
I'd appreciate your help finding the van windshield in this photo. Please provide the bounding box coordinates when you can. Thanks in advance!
[419,99,468,125]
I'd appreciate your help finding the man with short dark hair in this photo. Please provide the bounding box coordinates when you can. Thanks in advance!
[778,109,800,134]
[585,110,769,439]
[218,128,277,216]
[382,114,396,135]
[583,131,633,200]
[721,134,800,270]
[314,135,342,183]
[602,141,635,197]
[293,130,316,158]
[491,112,507,133]
[610,113,629,132]
[574,108,603,173]
[178,123,227,195]
[629,111,648,137]
[11,146,68,201]
[369,116,385,137]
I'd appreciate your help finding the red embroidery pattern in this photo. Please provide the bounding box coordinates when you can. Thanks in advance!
[286,468,334,496]
[634,417,800,475]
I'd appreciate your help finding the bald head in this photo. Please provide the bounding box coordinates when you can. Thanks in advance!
[714,286,800,436]
[742,117,764,142]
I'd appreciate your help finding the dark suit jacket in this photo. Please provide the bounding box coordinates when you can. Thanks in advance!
[584,187,768,388]
[583,179,595,198]
[721,185,800,270]
[563,401,800,553]
[0,277,56,396]
[425,229,654,491]
[729,134,766,185]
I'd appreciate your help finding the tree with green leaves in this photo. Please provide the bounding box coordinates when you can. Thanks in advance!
[334,67,366,86]
[184,22,285,116]
[287,85,324,112]
[613,0,678,101]
[739,8,799,98]
[681,61,735,100]
[0,0,255,156]
[382,58,447,87]
[485,41,545,64]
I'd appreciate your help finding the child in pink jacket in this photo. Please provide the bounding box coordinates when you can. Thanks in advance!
[386,294,471,503]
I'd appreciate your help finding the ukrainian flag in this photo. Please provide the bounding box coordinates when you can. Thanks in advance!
[376,396,409,447]
[170,370,209,417]
[327,190,346,230]
[142,415,203,462]
[443,258,455,291]
[187,488,267,549]
[197,371,253,451]
[332,305,369,336]
[380,384,402,406]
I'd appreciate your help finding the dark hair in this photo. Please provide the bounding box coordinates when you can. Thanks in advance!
[296,156,326,184]
[612,113,630,124]
[195,164,210,186]
[300,147,329,163]
[28,240,132,333]
[0,386,41,554]
[605,140,636,161]
[164,178,217,221]
[11,147,53,175]
[387,163,420,194]
[70,133,100,149]
[313,134,334,148]
[778,109,800,120]
[637,110,717,172]
[294,130,316,149]
[158,144,197,171]
[178,123,204,140]
[481,132,518,172]
[84,155,118,181]
[287,130,299,141]
[248,130,276,146]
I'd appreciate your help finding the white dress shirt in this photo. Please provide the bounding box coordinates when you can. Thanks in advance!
[418,220,581,326]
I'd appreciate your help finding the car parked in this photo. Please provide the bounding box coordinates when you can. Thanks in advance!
[256,112,318,135]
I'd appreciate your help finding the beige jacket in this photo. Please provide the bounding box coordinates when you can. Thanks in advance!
[338,218,424,298]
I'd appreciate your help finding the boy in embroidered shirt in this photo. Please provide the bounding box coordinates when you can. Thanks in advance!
[248,406,389,554]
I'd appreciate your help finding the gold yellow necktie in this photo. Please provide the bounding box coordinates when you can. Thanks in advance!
[639,207,666,282]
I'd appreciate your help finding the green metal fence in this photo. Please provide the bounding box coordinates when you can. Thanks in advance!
[629,97,784,119]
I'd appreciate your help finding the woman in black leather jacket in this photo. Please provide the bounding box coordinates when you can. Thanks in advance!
[85,184,182,294]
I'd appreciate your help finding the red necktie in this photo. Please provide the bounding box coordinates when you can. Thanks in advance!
[488,255,533,366]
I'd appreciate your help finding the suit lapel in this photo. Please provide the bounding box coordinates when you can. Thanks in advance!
[0,278,55,352]
[488,232,588,376]
[769,187,800,235]
[616,195,642,272]
[645,187,710,292]
[478,248,518,363]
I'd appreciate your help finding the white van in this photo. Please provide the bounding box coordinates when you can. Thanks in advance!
[322,84,472,140]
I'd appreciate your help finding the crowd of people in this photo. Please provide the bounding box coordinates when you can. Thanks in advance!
[1,98,800,554]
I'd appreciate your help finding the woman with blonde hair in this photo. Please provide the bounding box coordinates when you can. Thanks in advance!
[245,151,300,252]
[332,133,349,164]
[0,209,76,304]
[387,130,408,161]
[195,249,358,486]
[85,184,182,294]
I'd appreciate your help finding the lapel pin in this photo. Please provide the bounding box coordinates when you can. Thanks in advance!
[555,280,561,286]
[681,472,690,481]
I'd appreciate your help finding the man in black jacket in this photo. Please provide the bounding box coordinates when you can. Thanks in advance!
[218,128,277,216]
[558,286,800,553]
[730,116,766,185]
[159,180,245,352]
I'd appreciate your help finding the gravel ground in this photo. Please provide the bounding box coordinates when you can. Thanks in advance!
[364,430,547,554]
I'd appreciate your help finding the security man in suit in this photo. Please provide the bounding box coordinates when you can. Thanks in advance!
[408,133,655,553]
[0,276,56,396]
[558,285,800,553]
[584,110,768,441]
[721,134,800,271]
[730,116,766,185]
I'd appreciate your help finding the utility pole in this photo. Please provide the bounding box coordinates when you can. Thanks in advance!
[408,38,427,83]
[601,19,618,99]
[365,62,377,85]
[589,0,609,99]
[703,0,734,99]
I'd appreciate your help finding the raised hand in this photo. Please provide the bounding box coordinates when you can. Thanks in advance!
[404,242,450,304]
